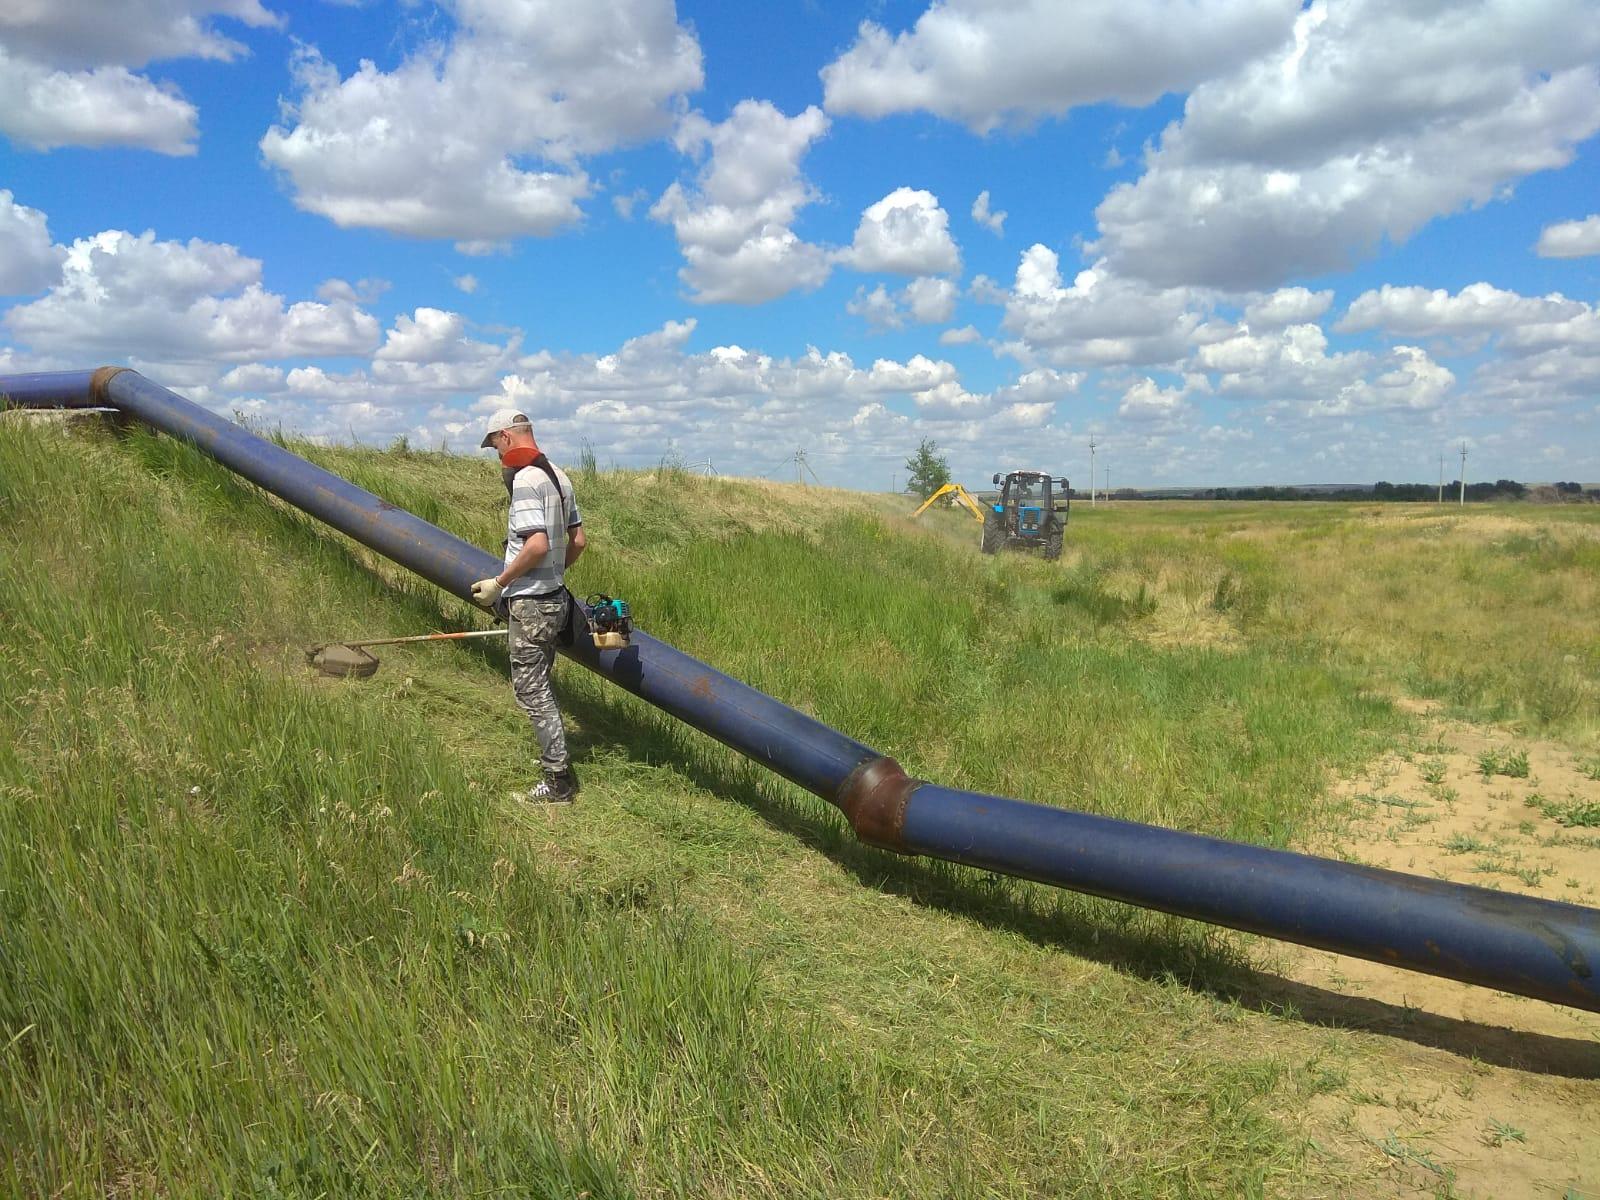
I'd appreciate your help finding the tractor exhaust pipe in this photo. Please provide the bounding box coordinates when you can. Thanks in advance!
[6,367,1598,1012]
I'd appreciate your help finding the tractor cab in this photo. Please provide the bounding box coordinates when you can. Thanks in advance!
[1006,473,1048,535]
[983,470,1069,560]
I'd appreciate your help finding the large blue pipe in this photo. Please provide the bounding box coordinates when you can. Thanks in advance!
[6,368,1598,1012]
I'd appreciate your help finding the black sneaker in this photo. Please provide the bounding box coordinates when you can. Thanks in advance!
[518,769,578,804]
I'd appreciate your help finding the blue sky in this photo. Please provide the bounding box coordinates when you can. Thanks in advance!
[2,0,1598,489]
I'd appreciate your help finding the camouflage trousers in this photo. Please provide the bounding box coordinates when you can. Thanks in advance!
[508,593,571,774]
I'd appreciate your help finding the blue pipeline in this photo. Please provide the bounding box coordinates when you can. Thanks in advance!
[6,367,1598,1012]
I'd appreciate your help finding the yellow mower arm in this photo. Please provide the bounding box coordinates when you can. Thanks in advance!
[911,482,987,523]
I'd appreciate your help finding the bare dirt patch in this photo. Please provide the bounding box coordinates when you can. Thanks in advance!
[1289,707,1600,1198]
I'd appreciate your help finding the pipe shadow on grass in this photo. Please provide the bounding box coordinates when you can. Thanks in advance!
[554,682,1600,1080]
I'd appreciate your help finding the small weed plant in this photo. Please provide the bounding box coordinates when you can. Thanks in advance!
[1482,1120,1527,1148]
[1525,792,1600,829]
[1477,747,1531,779]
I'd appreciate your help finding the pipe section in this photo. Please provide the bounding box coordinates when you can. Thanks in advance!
[6,368,1598,1011]
[897,787,1597,1010]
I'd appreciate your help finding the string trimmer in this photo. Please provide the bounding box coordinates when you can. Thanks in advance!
[306,628,508,678]
[306,594,633,678]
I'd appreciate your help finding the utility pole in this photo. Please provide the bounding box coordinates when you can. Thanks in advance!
[1437,452,1444,504]
[1089,436,1098,507]
[1458,444,1467,506]
[794,448,820,487]
[1102,459,1109,505]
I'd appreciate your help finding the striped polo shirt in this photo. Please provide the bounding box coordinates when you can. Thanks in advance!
[503,461,581,599]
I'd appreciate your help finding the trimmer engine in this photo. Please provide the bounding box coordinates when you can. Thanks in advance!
[587,594,632,650]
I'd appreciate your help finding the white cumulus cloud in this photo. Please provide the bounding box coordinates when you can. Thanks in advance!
[1001,245,1208,368]
[846,284,902,330]
[260,0,703,239]
[1536,214,1600,258]
[370,307,520,391]
[1335,283,1600,410]
[1194,321,1456,417]
[842,187,960,276]
[0,191,64,295]
[1093,0,1600,289]
[3,229,380,363]
[971,190,1006,235]
[1324,346,1455,417]
[0,1,277,154]
[1244,287,1332,329]
[0,0,276,69]
[477,323,1060,477]
[848,276,959,329]
[1337,282,1586,336]
[905,276,958,323]
[651,101,832,304]
[1118,377,1191,423]
[0,49,198,154]
[820,0,1298,132]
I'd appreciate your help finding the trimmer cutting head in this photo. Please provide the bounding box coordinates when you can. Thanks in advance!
[306,643,380,678]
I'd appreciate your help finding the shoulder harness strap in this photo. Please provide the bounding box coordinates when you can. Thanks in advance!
[503,454,568,523]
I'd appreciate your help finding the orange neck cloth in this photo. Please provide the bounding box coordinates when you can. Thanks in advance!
[498,444,541,469]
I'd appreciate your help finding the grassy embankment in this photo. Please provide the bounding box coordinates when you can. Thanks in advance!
[2,418,1595,1196]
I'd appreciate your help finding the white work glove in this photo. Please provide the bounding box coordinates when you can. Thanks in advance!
[471,577,505,606]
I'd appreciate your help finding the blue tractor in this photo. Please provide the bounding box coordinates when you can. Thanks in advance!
[982,470,1068,560]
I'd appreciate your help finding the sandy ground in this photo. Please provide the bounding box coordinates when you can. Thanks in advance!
[1288,707,1600,1198]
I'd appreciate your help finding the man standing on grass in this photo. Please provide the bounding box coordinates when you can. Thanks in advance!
[470,410,586,803]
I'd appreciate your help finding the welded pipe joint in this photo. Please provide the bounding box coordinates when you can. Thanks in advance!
[836,756,922,853]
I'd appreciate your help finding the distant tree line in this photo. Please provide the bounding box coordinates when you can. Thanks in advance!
[1186,480,1597,502]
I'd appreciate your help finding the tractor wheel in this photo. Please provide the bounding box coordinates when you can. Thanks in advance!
[1042,524,1063,561]
[981,512,1004,555]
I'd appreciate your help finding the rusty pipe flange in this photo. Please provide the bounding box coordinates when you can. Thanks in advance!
[836,756,922,853]
[90,366,130,406]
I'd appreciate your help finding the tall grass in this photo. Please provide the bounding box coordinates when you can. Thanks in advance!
[2,425,934,1196]
[6,419,1585,1195]
[1055,502,1600,741]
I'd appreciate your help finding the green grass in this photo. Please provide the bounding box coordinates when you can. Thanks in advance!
[2,419,1596,1195]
